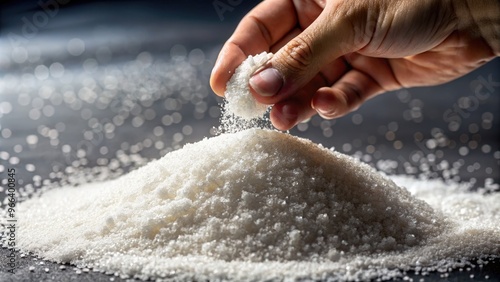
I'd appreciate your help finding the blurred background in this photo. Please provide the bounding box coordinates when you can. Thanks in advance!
[0,0,499,281]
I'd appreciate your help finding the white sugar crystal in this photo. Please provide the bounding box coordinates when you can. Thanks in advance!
[224,52,273,120]
[11,129,500,281]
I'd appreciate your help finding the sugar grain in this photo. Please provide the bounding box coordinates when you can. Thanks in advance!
[223,52,272,121]
[13,129,500,281]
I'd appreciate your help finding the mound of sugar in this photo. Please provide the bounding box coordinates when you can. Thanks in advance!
[223,52,272,120]
[13,129,500,281]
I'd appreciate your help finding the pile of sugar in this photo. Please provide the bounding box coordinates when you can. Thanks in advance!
[222,52,272,121]
[13,129,500,281]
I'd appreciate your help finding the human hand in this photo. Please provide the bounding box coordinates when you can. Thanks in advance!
[210,0,499,130]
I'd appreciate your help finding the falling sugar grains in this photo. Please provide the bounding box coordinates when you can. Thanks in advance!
[11,129,500,281]
[219,52,274,133]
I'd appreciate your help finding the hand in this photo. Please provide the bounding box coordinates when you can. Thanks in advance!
[210,0,499,130]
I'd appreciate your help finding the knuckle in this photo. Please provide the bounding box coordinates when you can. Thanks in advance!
[277,36,314,74]
[336,82,364,112]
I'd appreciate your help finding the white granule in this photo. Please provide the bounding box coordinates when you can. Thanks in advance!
[12,129,500,281]
[223,52,273,120]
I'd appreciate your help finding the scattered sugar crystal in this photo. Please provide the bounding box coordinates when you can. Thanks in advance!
[11,129,500,281]
[221,52,273,132]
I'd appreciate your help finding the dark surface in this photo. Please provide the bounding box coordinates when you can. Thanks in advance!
[0,1,499,281]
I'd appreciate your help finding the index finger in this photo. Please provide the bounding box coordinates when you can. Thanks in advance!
[210,0,298,96]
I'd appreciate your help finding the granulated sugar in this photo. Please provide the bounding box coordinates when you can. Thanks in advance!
[13,129,500,281]
[223,52,272,121]
[218,52,274,134]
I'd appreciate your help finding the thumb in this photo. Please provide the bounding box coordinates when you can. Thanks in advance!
[249,2,359,102]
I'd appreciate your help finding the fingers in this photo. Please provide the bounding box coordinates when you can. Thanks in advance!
[303,53,402,121]
[210,0,298,96]
[248,1,362,104]
[270,65,386,130]
[270,98,316,131]
[269,74,326,130]
[345,53,402,91]
[271,54,406,129]
[254,56,350,130]
[211,0,400,130]
[312,69,385,119]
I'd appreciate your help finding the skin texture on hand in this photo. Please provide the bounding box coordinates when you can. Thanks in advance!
[210,0,499,131]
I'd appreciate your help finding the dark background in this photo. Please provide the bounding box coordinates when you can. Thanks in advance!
[0,0,499,281]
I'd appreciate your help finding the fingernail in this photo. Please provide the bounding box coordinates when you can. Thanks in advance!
[317,107,337,118]
[249,68,283,97]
